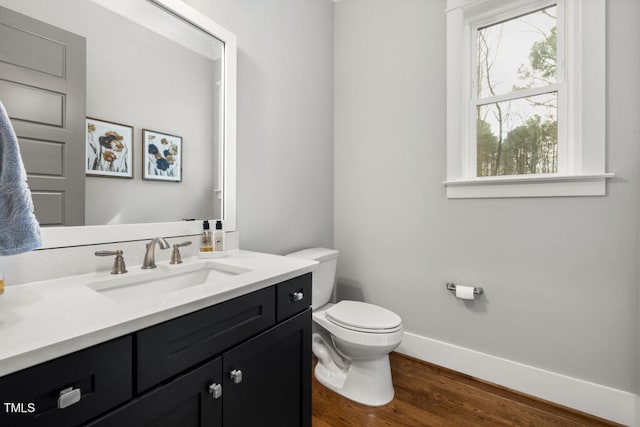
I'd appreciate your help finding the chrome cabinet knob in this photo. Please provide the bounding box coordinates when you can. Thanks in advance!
[57,387,81,409]
[291,291,304,302]
[229,369,243,384]
[208,383,222,399]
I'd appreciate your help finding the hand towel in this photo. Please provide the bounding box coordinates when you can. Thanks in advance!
[0,100,42,255]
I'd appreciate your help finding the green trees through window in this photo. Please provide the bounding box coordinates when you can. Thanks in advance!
[475,6,558,177]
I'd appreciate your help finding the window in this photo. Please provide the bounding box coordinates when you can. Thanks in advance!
[445,0,611,198]
[475,5,558,177]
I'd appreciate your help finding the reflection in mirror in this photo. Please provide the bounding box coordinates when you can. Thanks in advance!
[0,0,223,226]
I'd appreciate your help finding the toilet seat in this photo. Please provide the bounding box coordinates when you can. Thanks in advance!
[326,301,402,334]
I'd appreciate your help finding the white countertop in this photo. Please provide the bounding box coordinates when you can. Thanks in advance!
[0,250,317,377]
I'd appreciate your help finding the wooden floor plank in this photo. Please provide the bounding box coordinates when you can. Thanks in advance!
[312,352,622,427]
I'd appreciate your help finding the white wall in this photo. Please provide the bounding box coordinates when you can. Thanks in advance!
[335,0,639,400]
[185,0,335,255]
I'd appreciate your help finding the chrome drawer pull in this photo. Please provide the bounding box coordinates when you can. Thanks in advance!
[208,383,223,399]
[291,291,304,302]
[230,369,243,384]
[57,387,81,409]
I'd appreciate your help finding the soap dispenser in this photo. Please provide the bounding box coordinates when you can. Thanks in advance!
[214,220,224,252]
[199,220,213,253]
[199,220,227,258]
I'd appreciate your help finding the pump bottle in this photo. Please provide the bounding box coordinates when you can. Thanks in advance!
[214,220,224,252]
[200,220,213,252]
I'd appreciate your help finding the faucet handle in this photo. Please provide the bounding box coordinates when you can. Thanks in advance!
[170,241,192,265]
[95,250,128,274]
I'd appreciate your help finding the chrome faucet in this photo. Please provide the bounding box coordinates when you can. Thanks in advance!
[142,237,170,269]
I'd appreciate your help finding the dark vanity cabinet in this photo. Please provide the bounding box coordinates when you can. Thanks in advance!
[0,273,312,427]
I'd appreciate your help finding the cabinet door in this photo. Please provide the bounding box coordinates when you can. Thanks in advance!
[87,357,222,427]
[223,309,311,427]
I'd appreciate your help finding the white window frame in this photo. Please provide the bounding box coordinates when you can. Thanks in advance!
[444,0,612,198]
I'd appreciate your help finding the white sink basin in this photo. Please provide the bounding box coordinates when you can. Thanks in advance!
[87,261,251,303]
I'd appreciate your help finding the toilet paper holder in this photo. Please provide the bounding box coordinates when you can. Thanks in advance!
[446,282,484,297]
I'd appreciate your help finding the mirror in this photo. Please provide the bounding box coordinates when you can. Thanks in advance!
[0,0,237,247]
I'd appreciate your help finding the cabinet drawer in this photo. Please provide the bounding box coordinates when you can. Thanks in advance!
[0,336,132,427]
[136,286,275,393]
[276,273,311,322]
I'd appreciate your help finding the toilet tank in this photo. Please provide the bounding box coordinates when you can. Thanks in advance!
[286,248,339,308]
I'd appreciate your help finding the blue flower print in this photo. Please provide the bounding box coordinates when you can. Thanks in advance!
[156,158,170,171]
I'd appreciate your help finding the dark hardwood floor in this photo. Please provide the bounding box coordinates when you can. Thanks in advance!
[312,352,622,427]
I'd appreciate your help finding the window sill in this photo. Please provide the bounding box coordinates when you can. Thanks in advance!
[443,173,615,199]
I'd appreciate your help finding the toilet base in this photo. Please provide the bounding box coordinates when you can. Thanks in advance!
[314,355,395,406]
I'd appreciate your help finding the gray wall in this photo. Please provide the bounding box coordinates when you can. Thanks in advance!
[185,0,335,255]
[334,0,640,393]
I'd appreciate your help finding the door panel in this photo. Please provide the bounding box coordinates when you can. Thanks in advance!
[0,5,86,226]
[0,21,65,77]
[0,80,64,127]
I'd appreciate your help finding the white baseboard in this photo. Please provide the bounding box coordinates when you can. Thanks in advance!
[396,331,637,426]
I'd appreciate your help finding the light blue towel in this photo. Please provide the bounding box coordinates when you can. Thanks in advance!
[0,100,42,255]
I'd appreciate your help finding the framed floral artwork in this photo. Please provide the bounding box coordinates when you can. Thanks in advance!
[142,129,182,182]
[86,118,134,178]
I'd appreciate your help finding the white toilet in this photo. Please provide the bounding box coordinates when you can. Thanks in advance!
[286,248,403,406]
